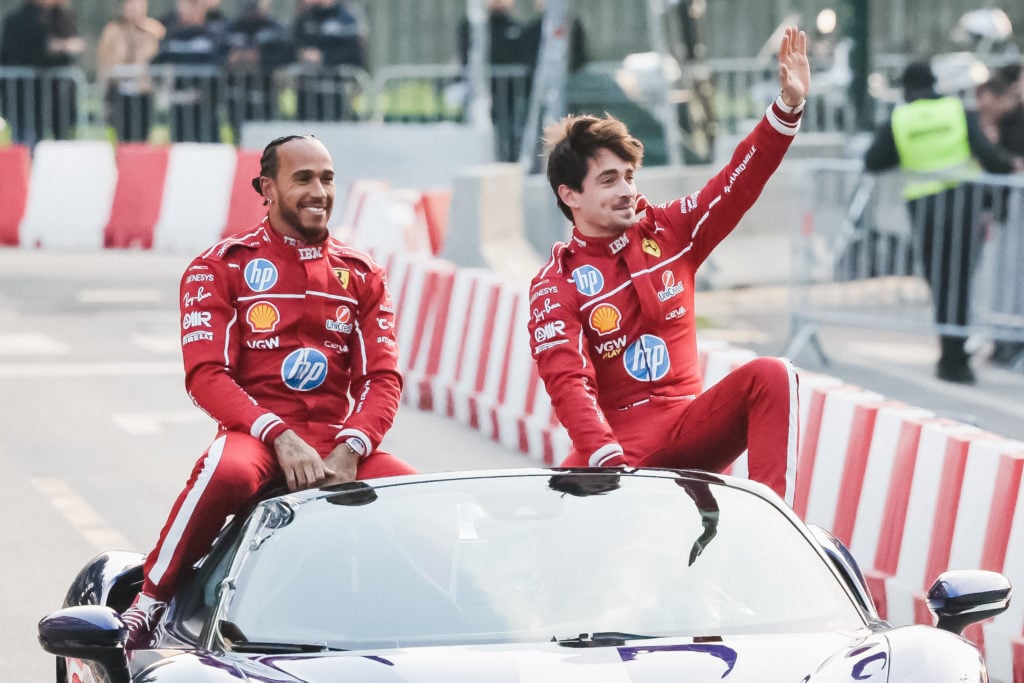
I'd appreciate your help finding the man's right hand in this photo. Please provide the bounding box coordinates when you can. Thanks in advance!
[273,429,336,491]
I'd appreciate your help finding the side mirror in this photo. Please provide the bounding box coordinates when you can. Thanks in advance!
[927,569,1011,635]
[38,605,131,683]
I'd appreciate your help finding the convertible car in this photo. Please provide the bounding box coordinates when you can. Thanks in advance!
[39,468,1010,682]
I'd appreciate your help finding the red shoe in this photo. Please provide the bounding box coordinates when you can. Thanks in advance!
[120,594,167,650]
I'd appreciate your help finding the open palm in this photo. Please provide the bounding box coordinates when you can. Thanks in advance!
[778,26,810,106]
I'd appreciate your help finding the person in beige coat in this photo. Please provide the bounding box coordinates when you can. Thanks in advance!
[97,0,165,142]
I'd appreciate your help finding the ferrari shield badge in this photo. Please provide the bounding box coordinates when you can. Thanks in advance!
[334,268,350,289]
[642,239,661,257]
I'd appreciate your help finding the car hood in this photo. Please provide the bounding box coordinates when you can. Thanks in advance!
[143,631,896,682]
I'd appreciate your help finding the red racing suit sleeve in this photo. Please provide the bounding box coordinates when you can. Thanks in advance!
[654,95,804,263]
[527,261,624,467]
[180,258,291,445]
[332,259,403,455]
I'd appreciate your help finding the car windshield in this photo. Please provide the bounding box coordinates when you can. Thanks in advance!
[220,473,864,649]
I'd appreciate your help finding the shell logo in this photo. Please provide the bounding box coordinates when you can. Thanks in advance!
[246,301,280,332]
[336,306,352,323]
[589,303,621,335]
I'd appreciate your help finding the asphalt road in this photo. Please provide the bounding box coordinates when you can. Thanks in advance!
[0,248,529,681]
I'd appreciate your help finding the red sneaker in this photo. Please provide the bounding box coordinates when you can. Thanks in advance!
[120,595,167,650]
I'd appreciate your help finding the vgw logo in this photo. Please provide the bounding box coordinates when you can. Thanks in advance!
[571,265,604,296]
[281,348,328,391]
[244,258,279,292]
[623,335,670,381]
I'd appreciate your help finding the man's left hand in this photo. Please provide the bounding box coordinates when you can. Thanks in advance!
[323,442,360,485]
[777,26,810,107]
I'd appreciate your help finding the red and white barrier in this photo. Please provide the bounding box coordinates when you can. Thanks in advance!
[847,403,934,572]
[153,143,237,251]
[444,270,504,426]
[882,421,989,627]
[977,449,1024,682]
[0,145,30,246]
[21,140,118,248]
[104,144,169,249]
[793,385,884,531]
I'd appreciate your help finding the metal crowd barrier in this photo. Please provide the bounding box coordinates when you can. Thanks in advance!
[0,66,87,146]
[787,159,1024,367]
[708,57,859,135]
[369,62,531,161]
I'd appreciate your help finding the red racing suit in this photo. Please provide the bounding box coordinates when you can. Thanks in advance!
[143,219,414,601]
[528,97,803,501]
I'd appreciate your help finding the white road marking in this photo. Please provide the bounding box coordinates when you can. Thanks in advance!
[131,333,182,354]
[30,477,135,552]
[77,289,163,304]
[0,362,182,378]
[0,333,68,355]
[113,411,208,435]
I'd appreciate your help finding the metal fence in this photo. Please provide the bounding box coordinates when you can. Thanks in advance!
[0,66,86,147]
[787,160,1024,369]
[3,62,532,159]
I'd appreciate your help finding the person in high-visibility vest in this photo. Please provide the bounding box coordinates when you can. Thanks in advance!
[865,60,1020,384]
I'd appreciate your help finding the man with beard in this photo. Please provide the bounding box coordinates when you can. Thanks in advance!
[120,135,416,649]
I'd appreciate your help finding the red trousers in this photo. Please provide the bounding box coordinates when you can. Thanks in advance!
[560,357,799,503]
[142,431,415,602]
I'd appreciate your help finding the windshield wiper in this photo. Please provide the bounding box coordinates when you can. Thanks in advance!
[228,641,348,653]
[220,620,347,653]
[554,631,658,648]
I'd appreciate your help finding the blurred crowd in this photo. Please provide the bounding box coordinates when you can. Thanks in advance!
[0,0,372,144]
[0,0,583,150]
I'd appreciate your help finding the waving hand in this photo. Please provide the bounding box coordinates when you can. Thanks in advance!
[778,26,810,107]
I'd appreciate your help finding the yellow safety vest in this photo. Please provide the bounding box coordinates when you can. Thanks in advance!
[891,96,973,200]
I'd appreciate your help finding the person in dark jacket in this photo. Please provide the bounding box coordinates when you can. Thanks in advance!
[457,0,533,161]
[152,0,224,142]
[864,60,1019,383]
[292,0,367,121]
[0,0,83,144]
[223,0,294,140]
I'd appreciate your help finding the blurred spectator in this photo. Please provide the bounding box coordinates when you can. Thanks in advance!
[223,0,293,141]
[97,0,165,142]
[864,60,1018,384]
[152,0,223,142]
[522,0,588,76]
[974,74,1018,142]
[161,0,225,32]
[985,63,1024,368]
[457,0,533,160]
[293,0,367,121]
[0,0,83,144]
